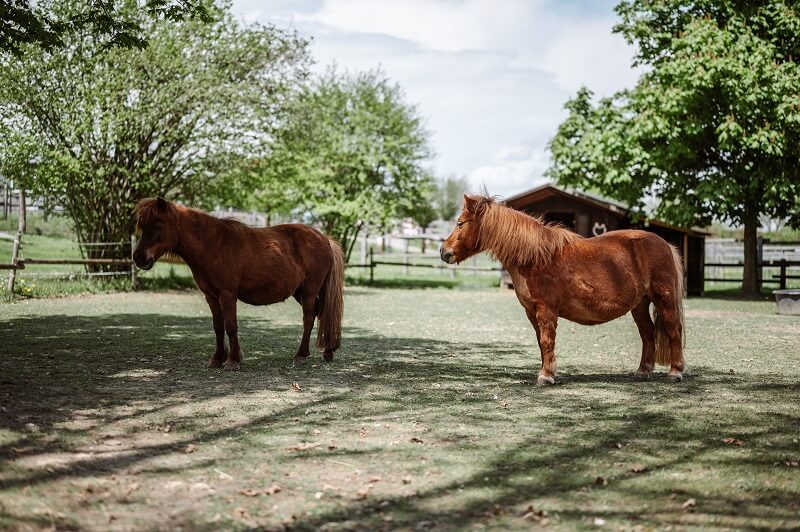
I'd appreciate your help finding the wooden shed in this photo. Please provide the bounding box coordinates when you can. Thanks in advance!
[503,184,707,295]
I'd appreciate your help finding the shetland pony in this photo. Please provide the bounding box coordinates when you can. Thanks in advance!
[441,194,685,385]
[133,197,344,369]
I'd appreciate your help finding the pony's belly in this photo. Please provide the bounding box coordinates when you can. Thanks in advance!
[559,299,630,326]
[238,288,291,306]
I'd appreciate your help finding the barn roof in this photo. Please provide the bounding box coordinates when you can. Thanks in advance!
[504,183,710,237]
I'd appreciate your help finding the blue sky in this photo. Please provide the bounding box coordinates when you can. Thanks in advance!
[231,0,640,197]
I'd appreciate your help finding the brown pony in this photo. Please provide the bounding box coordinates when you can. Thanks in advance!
[133,198,344,369]
[441,194,685,385]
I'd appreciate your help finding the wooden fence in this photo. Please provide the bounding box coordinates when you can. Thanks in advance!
[704,237,800,289]
[348,247,503,283]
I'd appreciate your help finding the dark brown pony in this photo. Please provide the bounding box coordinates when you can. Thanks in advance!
[441,194,685,385]
[133,198,344,369]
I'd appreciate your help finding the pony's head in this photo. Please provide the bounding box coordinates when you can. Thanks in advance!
[132,197,179,270]
[440,194,490,264]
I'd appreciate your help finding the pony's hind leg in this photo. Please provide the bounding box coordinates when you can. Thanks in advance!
[292,293,316,365]
[205,294,227,368]
[631,297,656,380]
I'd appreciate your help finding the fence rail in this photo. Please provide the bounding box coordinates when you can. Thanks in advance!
[704,259,800,289]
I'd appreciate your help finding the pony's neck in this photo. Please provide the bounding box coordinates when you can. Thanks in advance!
[173,208,214,268]
[478,202,579,267]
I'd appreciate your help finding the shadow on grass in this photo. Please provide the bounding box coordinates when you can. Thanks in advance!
[345,276,461,290]
[1,311,799,530]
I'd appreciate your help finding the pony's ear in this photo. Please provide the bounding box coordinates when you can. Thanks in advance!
[156,197,169,211]
[463,194,478,213]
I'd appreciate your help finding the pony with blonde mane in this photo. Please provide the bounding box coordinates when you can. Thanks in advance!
[133,197,344,369]
[441,194,685,385]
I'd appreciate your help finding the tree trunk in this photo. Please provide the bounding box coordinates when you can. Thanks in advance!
[741,209,760,298]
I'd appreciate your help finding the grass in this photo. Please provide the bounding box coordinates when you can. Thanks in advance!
[1,288,799,531]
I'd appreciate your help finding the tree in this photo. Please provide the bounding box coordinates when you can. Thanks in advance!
[1,0,211,55]
[257,68,433,262]
[434,175,469,221]
[548,0,800,297]
[0,1,309,265]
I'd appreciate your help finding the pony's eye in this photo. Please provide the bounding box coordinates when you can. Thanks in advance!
[457,221,464,227]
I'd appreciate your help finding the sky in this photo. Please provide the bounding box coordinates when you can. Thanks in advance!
[230,0,641,198]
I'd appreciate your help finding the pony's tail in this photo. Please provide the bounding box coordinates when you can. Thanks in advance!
[317,237,344,355]
[654,245,685,366]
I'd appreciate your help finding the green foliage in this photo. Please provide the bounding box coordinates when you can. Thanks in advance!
[0,0,212,55]
[434,175,469,221]
[0,1,309,262]
[255,68,433,261]
[548,0,800,295]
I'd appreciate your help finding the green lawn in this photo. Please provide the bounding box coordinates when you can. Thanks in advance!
[1,287,799,531]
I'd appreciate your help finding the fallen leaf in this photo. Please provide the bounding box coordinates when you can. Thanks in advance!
[239,488,261,497]
[410,437,424,444]
[264,483,282,495]
[681,498,697,510]
[232,507,250,519]
[356,486,372,499]
[286,442,321,452]
[721,437,743,446]
[595,476,608,486]
[184,444,197,453]
[368,476,382,483]
[291,382,301,391]
[401,476,412,484]
[630,464,648,473]
[327,444,338,450]
[521,506,548,522]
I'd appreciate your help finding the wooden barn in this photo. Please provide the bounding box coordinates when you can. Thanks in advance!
[502,184,708,295]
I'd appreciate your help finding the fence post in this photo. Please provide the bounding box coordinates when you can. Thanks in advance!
[779,258,787,290]
[369,246,374,284]
[6,189,25,297]
[756,236,764,290]
[403,238,409,275]
[130,234,138,290]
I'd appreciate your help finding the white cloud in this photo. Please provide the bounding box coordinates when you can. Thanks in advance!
[230,0,639,196]
[467,145,551,198]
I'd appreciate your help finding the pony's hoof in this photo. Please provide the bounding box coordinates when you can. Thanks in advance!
[322,351,334,362]
[632,370,651,381]
[666,372,683,383]
[293,355,308,366]
[208,357,224,368]
[222,361,240,371]
[536,375,555,386]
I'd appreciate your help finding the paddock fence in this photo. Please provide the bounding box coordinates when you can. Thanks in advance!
[704,237,800,289]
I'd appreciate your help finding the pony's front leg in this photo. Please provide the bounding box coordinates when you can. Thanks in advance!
[527,306,558,386]
[205,294,227,368]
[219,293,243,370]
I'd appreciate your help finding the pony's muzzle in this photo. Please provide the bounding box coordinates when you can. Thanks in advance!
[440,246,455,264]
[132,251,154,270]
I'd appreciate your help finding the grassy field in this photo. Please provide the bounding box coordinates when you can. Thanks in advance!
[1,287,799,531]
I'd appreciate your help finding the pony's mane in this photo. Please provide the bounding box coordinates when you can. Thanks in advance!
[134,198,172,230]
[474,196,581,267]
